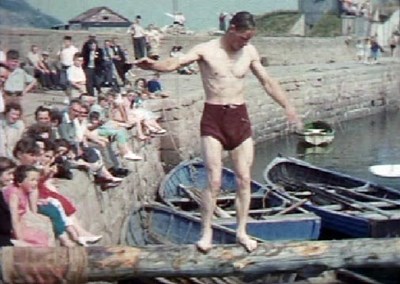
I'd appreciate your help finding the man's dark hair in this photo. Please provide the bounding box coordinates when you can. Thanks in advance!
[13,165,39,184]
[64,35,72,41]
[34,105,52,120]
[13,137,41,158]
[88,111,100,121]
[6,49,20,60]
[4,102,22,115]
[69,98,82,107]
[229,11,256,31]
[50,109,63,126]
[25,123,53,141]
[0,157,16,177]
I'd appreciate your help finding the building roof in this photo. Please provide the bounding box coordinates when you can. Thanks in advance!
[68,6,131,24]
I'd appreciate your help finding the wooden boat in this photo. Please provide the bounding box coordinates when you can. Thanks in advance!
[125,203,300,284]
[125,202,243,246]
[158,158,321,241]
[296,120,335,146]
[263,156,400,238]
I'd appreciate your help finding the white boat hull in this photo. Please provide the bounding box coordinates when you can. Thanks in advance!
[369,165,400,178]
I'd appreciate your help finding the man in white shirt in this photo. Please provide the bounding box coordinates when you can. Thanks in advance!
[4,50,36,105]
[127,15,147,59]
[67,52,86,101]
[58,36,79,91]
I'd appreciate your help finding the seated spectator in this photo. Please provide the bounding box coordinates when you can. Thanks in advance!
[147,73,170,98]
[37,139,102,245]
[13,137,41,166]
[67,52,87,103]
[86,102,144,160]
[106,91,149,141]
[128,90,167,136]
[0,102,25,160]
[4,49,37,105]
[0,157,16,246]
[133,77,152,99]
[37,51,60,90]
[25,122,53,142]
[26,45,42,77]
[58,100,126,187]
[3,165,54,246]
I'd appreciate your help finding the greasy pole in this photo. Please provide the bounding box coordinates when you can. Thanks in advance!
[2,238,400,283]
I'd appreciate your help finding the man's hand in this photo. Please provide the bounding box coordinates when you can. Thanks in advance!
[134,57,156,70]
[285,105,303,132]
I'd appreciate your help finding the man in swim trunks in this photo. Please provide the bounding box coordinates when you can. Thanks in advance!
[136,11,303,253]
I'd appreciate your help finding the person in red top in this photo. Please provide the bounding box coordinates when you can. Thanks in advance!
[37,139,102,246]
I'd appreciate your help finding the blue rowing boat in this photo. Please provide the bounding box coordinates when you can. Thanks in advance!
[158,158,321,241]
[264,156,400,238]
[125,202,246,246]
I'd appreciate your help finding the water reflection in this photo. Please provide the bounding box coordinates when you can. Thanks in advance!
[233,109,400,189]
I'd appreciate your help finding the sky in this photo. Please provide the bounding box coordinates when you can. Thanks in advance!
[25,0,299,31]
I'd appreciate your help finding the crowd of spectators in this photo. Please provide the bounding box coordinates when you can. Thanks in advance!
[0,28,173,247]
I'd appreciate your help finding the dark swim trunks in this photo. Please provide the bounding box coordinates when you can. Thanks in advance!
[200,103,252,150]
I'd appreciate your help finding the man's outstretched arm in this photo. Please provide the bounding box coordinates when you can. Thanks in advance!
[135,46,201,72]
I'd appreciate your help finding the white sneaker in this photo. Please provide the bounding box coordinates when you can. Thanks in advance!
[77,235,102,246]
[124,152,143,161]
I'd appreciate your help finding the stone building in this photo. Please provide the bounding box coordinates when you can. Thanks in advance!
[54,6,132,32]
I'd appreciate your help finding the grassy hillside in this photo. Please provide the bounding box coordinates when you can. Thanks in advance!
[0,0,62,28]
[308,14,342,37]
[255,11,301,36]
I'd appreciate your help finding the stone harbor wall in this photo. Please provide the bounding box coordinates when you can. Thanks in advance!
[0,27,356,66]
[154,60,400,166]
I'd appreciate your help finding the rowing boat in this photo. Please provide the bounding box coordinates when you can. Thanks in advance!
[125,202,243,246]
[159,158,321,241]
[263,156,400,238]
[296,120,335,146]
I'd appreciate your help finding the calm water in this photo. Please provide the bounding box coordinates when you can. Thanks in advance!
[229,109,400,190]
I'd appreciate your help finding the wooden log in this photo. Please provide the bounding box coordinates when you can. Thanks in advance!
[2,238,400,283]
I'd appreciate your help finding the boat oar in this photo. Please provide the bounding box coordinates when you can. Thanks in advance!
[178,184,231,218]
[324,185,400,207]
[274,198,309,216]
[304,183,393,218]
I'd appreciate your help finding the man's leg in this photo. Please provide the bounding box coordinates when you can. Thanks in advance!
[196,136,223,252]
[230,137,257,252]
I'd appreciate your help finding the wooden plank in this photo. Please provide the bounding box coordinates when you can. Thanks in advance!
[2,238,400,282]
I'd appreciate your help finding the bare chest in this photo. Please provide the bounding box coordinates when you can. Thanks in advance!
[202,49,251,78]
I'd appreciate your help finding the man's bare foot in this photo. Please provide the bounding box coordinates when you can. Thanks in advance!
[237,234,258,253]
[196,236,213,253]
